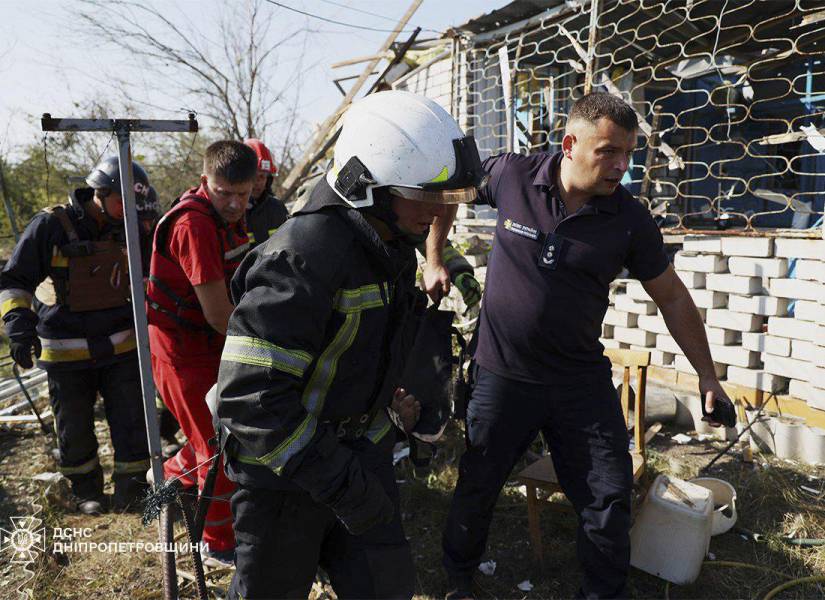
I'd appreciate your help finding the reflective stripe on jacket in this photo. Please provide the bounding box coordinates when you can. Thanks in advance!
[218,179,419,492]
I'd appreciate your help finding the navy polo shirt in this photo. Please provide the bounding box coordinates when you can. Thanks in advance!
[474,151,669,383]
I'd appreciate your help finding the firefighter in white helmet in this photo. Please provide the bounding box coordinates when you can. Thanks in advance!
[216,90,485,598]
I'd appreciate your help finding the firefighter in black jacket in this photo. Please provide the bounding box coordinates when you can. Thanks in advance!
[0,157,156,515]
[218,90,486,598]
[243,138,289,248]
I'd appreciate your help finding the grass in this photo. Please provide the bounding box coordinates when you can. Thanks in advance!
[0,408,823,599]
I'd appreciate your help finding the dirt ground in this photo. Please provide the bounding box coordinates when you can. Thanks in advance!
[1,395,824,600]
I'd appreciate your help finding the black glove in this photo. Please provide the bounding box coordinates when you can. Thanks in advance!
[329,465,394,536]
[10,336,41,369]
[284,426,394,536]
[701,396,737,428]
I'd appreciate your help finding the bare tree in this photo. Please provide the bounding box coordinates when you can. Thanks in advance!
[75,0,309,151]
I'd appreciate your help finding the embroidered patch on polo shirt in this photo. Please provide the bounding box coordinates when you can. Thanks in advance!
[503,218,539,240]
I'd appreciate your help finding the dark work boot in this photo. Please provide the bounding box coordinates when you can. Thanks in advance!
[112,473,148,513]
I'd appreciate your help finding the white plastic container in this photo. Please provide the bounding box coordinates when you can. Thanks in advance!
[803,427,825,465]
[691,477,737,535]
[774,416,806,461]
[631,474,714,584]
[748,409,776,454]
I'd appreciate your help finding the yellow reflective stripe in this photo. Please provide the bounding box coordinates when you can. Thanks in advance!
[51,248,69,267]
[246,310,363,472]
[267,227,279,236]
[39,329,136,363]
[59,455,100,475]
[302,312,360,416]
[333,283,386,314]
[257,413,317,474]
[113,458,150,474]
[0,289,33,317]
[365,410,392,444]
[225,242,250,261]
[222,336,312,377]
[248,232,256,243]
[430,165,449,183]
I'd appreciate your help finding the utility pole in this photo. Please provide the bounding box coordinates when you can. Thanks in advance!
[41,113,197,488]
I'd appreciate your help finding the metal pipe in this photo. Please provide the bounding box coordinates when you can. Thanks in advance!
[115,127,164,487]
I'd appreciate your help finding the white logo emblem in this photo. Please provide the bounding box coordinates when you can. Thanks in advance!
[1,516,47,564]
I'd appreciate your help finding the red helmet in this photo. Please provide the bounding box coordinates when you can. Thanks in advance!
[243,138,277,175]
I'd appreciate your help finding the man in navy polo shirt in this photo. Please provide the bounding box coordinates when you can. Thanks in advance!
[440,93,733,599]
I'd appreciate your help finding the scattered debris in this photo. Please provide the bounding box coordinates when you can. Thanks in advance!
[517,580,533,592]
[671,433,693,445]
[707,552,716,561]
[478,559,497,576]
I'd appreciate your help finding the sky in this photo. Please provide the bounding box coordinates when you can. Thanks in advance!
[0,0,508,160]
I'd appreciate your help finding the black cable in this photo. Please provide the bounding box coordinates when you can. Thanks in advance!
[264,0,439,34]
[314,0,401,23]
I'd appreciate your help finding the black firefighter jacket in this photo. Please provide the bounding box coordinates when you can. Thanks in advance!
[245,191,288,248]
[217,179,421,499]
[0,189,141,371]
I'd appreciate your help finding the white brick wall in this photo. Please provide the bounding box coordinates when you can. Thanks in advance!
[674,252,728,273]
[688,288,727,309]
[709,343,760,367]
[728,256,788,278]
[727,294,788,317]
[603,308,638,327]
[791,339,818,363]
[656,334,682,355]
[614,295,657,315]
[675,354,727,378]
[706,327,740,345]
[613,326,656,347]
[795,300,825,323]
[706,309,764,332]
[763,354,812,382]
[727,365,788,393]
[768,317,818,342]
[677,271,707,288]
[637,314,669,335]
[769,278,821,301]
[774,238,825,260]
[683,235,721,253]
[706,273,764,295]
[721,236,774,257]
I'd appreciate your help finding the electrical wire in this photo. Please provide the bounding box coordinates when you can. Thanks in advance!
[314,0,399,23]
[264,0,440,34]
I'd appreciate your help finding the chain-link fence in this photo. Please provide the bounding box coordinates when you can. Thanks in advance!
[401,0,825,231]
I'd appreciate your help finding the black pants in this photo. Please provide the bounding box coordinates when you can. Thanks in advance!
[229,436,415,599]
[48,357,150,501]
[442,365,632,599]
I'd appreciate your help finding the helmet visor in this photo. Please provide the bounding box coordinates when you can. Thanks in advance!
[387,185,477,205]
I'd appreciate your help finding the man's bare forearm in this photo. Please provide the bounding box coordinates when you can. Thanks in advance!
[659,291,718,380]
[425,205,457,266]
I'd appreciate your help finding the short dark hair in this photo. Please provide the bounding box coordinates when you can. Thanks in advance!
[203,140,258,183]
[568,93,638,132]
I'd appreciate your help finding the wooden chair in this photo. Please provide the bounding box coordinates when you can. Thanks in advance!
[516,348,651,562]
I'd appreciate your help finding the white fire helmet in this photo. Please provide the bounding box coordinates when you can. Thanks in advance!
[327,90,487,208]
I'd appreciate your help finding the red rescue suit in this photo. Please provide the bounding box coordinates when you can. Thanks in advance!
[147,185,248,552]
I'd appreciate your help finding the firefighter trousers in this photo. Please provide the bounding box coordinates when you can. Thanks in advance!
[48,356,150,502]
[152,354,236,553]
[442,364,633,599]
[228,435,415,600]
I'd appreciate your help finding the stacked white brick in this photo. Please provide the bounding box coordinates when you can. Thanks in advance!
[768,238,825,411]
